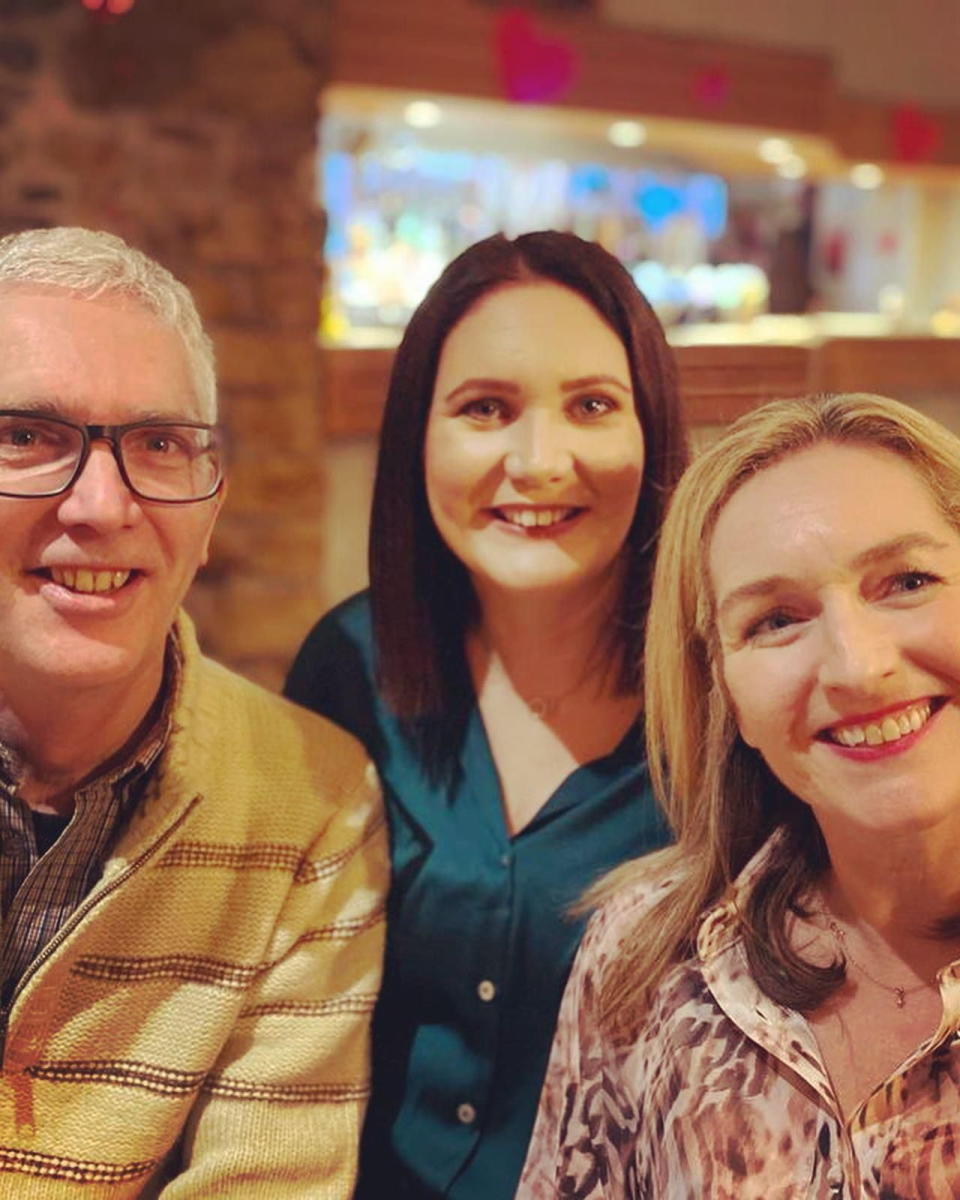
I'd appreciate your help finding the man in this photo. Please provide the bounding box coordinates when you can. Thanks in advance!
[0,227,387,1197]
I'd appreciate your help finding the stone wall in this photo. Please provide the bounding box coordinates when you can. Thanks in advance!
[0,0,331,687]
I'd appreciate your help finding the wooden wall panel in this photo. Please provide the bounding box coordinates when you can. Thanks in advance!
[331,0,832,134]
[330,0,960,168]
[323,338,960,438]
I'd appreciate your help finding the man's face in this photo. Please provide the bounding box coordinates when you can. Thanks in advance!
[0,286,222,703]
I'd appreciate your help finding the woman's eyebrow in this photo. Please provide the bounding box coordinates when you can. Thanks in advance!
[717,576,791,623]
[849,532,951,569]
[440,378,521,405]
[561,374,632,395]
[717,533,954,623]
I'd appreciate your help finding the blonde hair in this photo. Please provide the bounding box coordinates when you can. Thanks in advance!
[0,227,216,421]
[594,392,960,1038]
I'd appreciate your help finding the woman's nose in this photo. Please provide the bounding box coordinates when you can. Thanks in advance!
[503,412,573,485]
[817,603,898,695]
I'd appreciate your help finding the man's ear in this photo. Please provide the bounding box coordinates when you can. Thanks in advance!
[199,482,227,567]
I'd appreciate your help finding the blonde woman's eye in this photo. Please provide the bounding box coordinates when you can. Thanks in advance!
[744,609,800,642]
[888,569,941,594]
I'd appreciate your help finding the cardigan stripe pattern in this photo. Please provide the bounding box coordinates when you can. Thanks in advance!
[0,612,388,1198]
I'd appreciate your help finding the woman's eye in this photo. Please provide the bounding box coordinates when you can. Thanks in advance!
[571,394,616,419]
[744,610,800,642]
[887,569,941,595]
[459,397,507,422]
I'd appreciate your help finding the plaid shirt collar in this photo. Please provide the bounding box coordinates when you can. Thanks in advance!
[0,633,182,1012]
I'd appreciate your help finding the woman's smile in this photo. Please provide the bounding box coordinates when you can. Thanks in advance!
[711,441,960,834]
[424,280,645,599]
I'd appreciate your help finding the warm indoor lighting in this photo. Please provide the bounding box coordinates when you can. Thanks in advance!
[758,137,793,165]
[850,162,884,189]
[404,100,442,129]
[776,155,807,180]
[607,120,647,148]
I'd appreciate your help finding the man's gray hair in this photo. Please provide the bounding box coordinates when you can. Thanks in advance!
[0,227,217,421]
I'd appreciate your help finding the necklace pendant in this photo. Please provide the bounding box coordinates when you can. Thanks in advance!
[894,987,906,1008]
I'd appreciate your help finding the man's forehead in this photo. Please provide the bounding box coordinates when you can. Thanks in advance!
[0,285,200,421]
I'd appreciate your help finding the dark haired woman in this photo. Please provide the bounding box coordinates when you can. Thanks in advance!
[284,231,688,1199]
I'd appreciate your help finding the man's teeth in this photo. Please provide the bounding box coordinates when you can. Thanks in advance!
[831,701,931,747]
[50,567,131,594]
[501,507,575,528]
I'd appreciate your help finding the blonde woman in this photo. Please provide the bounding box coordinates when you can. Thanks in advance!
[520,393,960,1199]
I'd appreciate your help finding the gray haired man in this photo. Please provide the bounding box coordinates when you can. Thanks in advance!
[0,228,386,1198]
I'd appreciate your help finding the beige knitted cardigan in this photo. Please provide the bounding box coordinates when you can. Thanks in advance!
[0,612,388,1198]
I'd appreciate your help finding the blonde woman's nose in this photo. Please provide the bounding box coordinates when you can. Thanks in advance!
[817,603,898,695]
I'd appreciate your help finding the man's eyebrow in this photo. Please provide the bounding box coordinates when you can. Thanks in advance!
[3,399,204,424]
[716,532,954,623]
[561,374,632,395]
[439,378,521,406]
[5,397,64,417]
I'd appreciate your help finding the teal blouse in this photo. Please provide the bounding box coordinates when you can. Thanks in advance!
[284,592,668,1199]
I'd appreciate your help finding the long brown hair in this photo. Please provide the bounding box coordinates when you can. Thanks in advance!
[369,230,688,778]
[593,392,960,1039]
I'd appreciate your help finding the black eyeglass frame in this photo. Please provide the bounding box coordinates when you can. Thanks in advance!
[0,409,225,504]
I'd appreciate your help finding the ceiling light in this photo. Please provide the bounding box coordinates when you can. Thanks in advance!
[850,162,884,189]
[758,137,793,165]
[608,120,647,148]
[776,156,807,180]
[404,100,442,129]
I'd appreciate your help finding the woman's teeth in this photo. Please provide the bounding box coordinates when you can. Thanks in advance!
[830,700,931,747]
[50,567,132,594]
[499,507,576,528]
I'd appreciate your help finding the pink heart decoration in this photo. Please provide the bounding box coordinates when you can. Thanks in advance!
[495,9,578,104]
[693,66,730,109]
[892,103,940,163]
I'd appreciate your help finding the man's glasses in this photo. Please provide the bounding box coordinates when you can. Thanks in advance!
[0,410,224,503]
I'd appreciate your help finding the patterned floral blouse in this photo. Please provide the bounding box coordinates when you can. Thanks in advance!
[517,836,960,1200]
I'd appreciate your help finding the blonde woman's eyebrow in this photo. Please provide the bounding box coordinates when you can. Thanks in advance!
[716,576,792,625]
[716,533,954,624]
[848,532,952,570]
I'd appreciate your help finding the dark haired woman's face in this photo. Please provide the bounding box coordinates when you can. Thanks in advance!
[423,281,645,604]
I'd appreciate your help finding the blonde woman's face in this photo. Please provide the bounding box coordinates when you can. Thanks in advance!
[709,442,960,842]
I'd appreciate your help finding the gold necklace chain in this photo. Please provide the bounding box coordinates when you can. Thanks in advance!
[825,917,929,1009]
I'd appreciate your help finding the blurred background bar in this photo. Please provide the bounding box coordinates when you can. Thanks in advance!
[5,0,960,682]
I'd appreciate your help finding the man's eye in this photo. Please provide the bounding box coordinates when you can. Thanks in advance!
[128,429,191,456]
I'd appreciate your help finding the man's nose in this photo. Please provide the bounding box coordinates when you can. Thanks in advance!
[503,411,573,486]
[55,441,141,531]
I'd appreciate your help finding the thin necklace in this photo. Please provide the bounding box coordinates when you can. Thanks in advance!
[824,917,929,1009]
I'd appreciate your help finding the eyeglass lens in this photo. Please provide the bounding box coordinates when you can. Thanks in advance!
[0,413,221,501]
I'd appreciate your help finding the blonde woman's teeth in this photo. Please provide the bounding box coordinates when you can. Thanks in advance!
[50,567,131,594]
[831,701,931,747]
[500,507,575,528]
